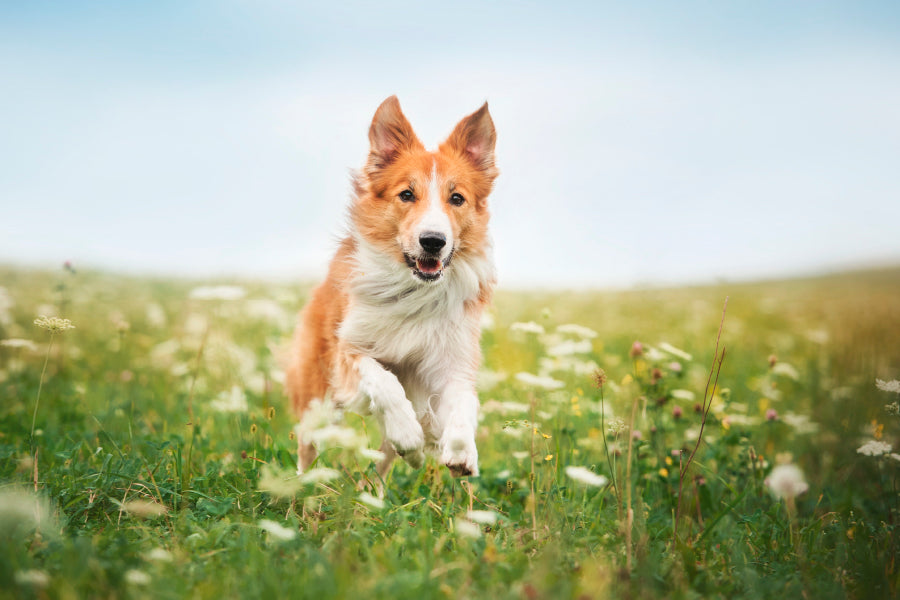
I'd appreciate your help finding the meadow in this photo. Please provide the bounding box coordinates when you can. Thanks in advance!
[1,264,898,599]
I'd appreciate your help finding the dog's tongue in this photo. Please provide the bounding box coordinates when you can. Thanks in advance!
[416,258,441,274]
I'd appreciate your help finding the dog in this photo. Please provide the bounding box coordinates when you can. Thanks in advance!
[285,96,498,478]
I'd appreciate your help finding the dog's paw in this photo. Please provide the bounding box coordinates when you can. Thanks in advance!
[441,424,479,477]
[384,404,425,469]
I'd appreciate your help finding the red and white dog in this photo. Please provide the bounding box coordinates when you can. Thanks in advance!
[285,96,498,477]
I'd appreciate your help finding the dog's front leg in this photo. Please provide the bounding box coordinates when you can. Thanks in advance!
[436,380,480,477]
[335,351,425,469]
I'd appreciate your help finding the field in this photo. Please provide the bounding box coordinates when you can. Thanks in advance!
[1,265,899,599]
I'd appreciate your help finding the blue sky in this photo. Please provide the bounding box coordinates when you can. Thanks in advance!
[2,1,899,287]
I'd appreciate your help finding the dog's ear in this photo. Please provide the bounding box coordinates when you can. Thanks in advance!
[367,96,423,169]
[443,102,497,177]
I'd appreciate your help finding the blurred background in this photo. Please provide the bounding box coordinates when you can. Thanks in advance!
[1,0,898,288]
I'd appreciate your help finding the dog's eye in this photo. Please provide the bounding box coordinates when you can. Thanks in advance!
[449,192,466,207]
[399,189,415,202]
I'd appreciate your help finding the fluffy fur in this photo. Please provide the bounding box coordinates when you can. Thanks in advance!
[285,96,498,477]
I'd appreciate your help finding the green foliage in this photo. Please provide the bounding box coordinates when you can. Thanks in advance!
[0,266,899,599]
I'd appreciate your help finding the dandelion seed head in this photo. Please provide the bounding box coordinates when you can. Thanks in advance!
[765,464,808,500]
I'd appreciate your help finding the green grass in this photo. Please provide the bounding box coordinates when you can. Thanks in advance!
[1,265,899,599]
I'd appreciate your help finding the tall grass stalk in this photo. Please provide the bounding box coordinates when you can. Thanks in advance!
[672,297,728,546]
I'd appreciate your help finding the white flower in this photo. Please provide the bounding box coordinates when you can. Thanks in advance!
[454,518,482,539]
[512,451,529,460]
[556,324,597,339]
[876,379,900,394]
[14,569,50,588]
[481,400,530,415]
[125,569,151,586]
[781,412,819,435]
[545,339,593,357]
[189,285,246,301]
[607,418,627,435]
[298,467,341,485]
[145,547,174,562]
[0,339,37,351]
[359,448,387,462]
[765,464,808,500]
[658,342,692,361]
[145,302,167,327]
[857,440,892,457]
[670,389,696,401]
[565,466,609,488]
[210,386,248,413]
[772,362,800,380]
[244,299,290,325]
[258,465,304,499]
[258,519,297,541]
[306,424,364,449]
[477,369,507,390]
[357,492,385,510]
[509,321,545,335]
[466,510,499,525]
[515,372,565,390]
[33,316,75,333]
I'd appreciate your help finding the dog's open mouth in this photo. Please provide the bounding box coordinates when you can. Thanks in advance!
[405,252,453,282]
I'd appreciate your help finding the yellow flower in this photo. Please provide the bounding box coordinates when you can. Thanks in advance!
[249,423,258,435]
[541,433,551,439]
[665,456,673,466]
[659,468,669,477]
[544,454,554,461]
[621,374,634,386]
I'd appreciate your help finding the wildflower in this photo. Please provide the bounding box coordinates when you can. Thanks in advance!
[210,386,249,413]
[358,492,385,510]
[188,285,246,301]
[857,440,892,456]
[768,354,778,368]
[467,510,499,525]
[145,548,174,563]
[122,499,168,519]
[512,451,529,460]
[33,316,75,333]
[515,372,565,390]
[886,402,900,416]
[658,342,692,361]
[668,361,683,374]
[298,467,341,485]
[607,418,627,435]
[766,408,778,421]
[546,339,592,356]
[258,519,297,541]
[249,423,258,435]
[632,430,643,441]
[672,405,683,419]
[564,466,608,487]
[359,447,387,462]
[772,362,799,380]
[14,569,50,588]
[556,324,598,339]
[629,341,643,359]
[781,412,819,434]
[658,468,669,477]
[1,338,38,351]
[765,464,809,500]
[651,368,663,384]
[509,321,545,335]
[258,464,304,498]
[544,454,554,461]
[454,518,482,539]
[593,369,608,388]
[671,389,695,401]
[876,379,900,394]
[124,570,152,586]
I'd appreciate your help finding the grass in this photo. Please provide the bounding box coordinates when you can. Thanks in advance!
[1,264,899,599]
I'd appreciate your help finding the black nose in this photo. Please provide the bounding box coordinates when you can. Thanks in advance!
[419,232,446,254]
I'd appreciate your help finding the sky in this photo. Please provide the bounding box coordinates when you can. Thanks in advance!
[1,1,899,288]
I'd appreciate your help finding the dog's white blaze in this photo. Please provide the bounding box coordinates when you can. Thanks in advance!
[417,161,453,256]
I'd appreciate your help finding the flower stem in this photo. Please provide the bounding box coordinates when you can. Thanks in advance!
[31,333,56,447]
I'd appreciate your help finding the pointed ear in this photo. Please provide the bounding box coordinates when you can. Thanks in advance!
[367,95,422,168]
[443,102,497,175]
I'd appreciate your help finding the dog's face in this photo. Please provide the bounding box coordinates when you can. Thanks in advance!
[352,96,498,283]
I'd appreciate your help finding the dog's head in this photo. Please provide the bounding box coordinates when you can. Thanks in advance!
[351,96,497,283]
